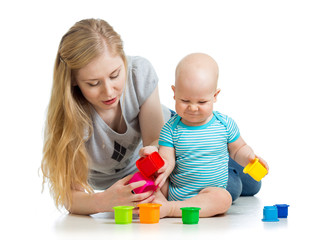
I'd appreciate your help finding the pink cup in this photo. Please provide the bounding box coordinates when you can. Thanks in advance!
[128,172,157,194]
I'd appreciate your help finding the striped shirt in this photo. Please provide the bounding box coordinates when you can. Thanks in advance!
[159,111,240,201]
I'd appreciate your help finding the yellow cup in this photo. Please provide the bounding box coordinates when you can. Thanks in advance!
[138,203,162,224]
[243,158,268,182]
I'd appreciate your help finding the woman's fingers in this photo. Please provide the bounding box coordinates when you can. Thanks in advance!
[131,191,155,211]
[132,190,154,202]
[119,174,134,185]
[127,180,147,192]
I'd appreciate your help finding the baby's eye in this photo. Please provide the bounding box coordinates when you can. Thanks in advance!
[181,99,190,103]
[199,101,207,104]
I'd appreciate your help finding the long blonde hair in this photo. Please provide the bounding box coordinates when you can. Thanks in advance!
[41,19,126,209]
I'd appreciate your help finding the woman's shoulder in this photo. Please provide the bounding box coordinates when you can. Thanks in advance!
[127,56,156,80]
[126,55,158,103]
[127,55,156,79]
[127,55,152,70]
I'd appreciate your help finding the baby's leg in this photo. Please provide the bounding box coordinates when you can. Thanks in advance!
[154,187,232,218]
[228,157,261,196]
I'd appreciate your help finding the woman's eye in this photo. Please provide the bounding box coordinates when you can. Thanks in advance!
[88,81,99,86]
[110,69,121,79]
[110,74,119,80]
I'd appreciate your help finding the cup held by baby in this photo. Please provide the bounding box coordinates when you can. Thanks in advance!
[136,151,164,178]
[243,158,268,181]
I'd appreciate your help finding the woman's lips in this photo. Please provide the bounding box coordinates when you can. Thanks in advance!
[102,97,117,105]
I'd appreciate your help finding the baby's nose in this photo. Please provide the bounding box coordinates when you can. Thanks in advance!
[188,104,198,111]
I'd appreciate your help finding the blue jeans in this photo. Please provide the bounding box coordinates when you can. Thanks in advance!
[226,157,262,202]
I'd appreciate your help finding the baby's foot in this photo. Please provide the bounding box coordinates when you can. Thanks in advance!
[152,190,174,218]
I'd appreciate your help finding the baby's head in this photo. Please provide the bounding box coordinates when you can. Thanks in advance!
[172,53,220,126]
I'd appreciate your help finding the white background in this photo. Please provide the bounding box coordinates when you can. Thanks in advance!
[1,0,317,239]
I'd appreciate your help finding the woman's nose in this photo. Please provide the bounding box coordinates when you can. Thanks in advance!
[102,81,114,96]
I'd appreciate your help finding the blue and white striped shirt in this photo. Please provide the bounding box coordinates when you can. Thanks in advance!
[159,111,240,201]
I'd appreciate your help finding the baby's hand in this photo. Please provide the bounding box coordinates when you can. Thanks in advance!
[253,155,269,172]
[154,163,170,190]
[139,145,158,158]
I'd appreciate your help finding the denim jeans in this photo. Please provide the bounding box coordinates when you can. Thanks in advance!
[226,157,262,202]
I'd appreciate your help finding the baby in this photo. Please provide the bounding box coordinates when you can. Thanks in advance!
[154,53,268,217]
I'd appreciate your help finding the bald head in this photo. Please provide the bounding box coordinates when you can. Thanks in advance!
[175,53,219,91]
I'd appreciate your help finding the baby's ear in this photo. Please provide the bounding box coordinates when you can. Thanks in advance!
[171,85,176,99]
[213,88,221,102]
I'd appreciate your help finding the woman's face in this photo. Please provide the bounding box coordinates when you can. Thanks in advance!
[75,49,126,114]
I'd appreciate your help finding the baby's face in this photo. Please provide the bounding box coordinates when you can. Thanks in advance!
[173,69,219,126]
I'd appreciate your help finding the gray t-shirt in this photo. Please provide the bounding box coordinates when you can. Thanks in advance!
[85,56,171,190]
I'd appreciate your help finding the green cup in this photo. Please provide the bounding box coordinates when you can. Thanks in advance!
[113,206,134,224]
[180,207,201,224]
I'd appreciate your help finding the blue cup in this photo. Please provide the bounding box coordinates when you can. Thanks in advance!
[274,204,290,218]
[262,206,279,222]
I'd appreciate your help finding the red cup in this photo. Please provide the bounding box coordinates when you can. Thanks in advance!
[136,152,164,178]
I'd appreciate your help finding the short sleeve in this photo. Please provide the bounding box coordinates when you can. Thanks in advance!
[227,116,240,143]
[130,56,159,107]
[159,120,174,148]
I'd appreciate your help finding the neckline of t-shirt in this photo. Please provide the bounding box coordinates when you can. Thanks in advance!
[178,114,216,130]
[91,101,129,136]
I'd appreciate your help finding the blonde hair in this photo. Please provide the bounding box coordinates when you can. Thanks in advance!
[41,19,126,209]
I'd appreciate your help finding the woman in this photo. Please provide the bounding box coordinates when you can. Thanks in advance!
[41,18,171,215]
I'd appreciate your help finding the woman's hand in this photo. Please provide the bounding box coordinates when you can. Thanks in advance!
[99,175,155,213]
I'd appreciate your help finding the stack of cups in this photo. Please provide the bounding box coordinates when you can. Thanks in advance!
[262,204,290,222]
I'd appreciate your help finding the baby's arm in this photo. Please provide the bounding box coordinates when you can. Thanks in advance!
[228,136,269,170]
[155,146,176,190]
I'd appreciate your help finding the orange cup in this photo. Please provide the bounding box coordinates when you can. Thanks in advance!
[138,203,162,224]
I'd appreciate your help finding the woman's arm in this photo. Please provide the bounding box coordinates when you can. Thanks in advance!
[67,189,104,215]
[66,175,156,215]
[138,86,164,147]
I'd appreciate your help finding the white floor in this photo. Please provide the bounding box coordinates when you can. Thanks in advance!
[3,152,318,240]
[4,188,316,240]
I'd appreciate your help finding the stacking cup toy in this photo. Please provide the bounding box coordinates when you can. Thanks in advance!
[138,203,162,223]
[262,206,279,222]
[243,158,268,182]
[136,152,164,178]
[274,204,290,218]
[128,172,157,194]
[113,206,134,224]
[180,207,201,224]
